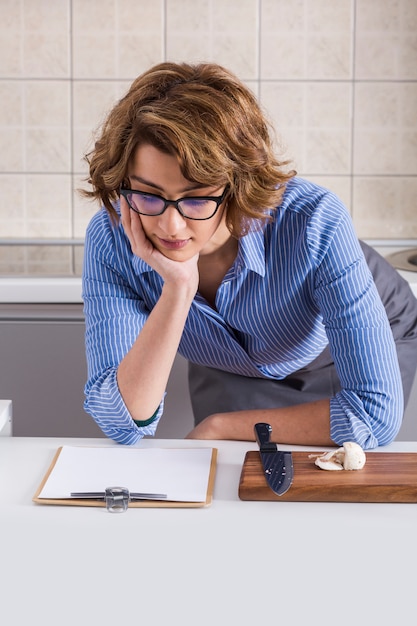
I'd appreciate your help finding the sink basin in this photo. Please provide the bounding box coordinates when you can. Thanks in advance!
[408,252,417,267]
[386,248,417,273]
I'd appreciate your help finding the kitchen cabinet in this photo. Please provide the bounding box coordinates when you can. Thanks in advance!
[0,303,194,438]
[0,303,104,437]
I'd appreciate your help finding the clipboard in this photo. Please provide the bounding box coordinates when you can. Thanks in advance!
[33,446,217,508]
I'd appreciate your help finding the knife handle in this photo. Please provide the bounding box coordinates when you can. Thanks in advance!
[254,422,277,452]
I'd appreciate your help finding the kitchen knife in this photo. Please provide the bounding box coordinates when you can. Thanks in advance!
[254,422,293,496]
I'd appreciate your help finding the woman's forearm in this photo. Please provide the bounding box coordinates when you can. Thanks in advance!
[186,398,333,446]
[117,282,195,422]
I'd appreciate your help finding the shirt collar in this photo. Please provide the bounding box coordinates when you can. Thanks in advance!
[236,223,266,277]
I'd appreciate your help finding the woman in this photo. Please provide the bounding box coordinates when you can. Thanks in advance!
[81,61,417,448]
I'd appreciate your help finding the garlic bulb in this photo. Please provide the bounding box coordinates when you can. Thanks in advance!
[309,442,366,471]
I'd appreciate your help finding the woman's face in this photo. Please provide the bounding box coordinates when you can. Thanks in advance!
[126,143,231,261]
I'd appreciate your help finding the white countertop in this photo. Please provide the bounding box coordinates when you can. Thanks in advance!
[1,436,416,626]
[0,270,416,303]
[0,255,415,303]
[0,275,414,303]
[0,276,83,303]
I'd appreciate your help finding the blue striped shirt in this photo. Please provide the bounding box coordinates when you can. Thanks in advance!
[82,177,403,448]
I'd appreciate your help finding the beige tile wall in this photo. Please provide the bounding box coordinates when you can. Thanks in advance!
[0,0,416,273]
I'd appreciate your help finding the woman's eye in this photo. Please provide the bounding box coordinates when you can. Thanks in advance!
[141,194,159,203]
[184,198,208,207]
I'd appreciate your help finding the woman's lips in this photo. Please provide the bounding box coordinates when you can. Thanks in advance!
[158,237,190,250]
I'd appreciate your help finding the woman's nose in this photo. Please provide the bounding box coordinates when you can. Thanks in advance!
[157,205,187,233]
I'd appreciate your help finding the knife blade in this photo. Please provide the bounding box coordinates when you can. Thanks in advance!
[254,422,293,496]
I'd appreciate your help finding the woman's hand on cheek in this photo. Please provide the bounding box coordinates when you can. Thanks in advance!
[120,196,200,293]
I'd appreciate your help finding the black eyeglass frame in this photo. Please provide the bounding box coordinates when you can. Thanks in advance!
[119,185,229,220]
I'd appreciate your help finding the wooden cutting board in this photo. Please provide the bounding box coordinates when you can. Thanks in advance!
[238,451,417,503]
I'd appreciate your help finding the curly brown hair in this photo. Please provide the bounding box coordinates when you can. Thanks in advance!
[81,61,295,237]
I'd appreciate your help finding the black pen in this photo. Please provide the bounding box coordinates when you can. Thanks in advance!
[70,491,167,500]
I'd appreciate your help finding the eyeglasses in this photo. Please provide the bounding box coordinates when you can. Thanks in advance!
[120,186,228,220]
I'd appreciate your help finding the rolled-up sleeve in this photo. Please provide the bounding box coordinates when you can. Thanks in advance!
[82,210,163,444]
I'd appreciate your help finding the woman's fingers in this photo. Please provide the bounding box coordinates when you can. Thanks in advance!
[120,196,151,258]
[120,195,133,238]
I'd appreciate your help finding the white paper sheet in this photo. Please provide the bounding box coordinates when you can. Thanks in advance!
[38,446,214,502]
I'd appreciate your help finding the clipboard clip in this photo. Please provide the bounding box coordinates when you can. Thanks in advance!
[70,487,167,513]
[105,486,130,513]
